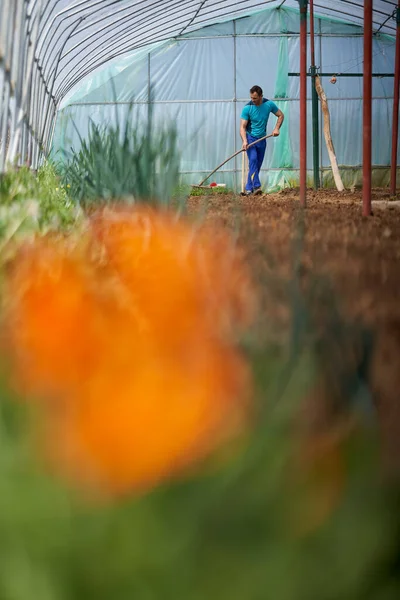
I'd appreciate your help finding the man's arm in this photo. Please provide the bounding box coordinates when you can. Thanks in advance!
[272,109,284,136]
[240,119,249,149]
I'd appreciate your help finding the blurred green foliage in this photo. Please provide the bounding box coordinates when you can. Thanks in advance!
[0,339,399,600]
[189,186,232,197]
[0,163,79,255]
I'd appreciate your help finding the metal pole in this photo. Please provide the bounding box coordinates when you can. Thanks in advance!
[0,0,16,171]
[390,2,400,197]
[8,0,44,165]
[6,0,25,165]
[363,0,373,217]
[0,0,11,122]
[30,68,40,154]
[0,81,10,173]
[41,18,83,157]
[299,0,308,207]
[288,72,395,77]
[46,104,59,157]
[309,0,319,189]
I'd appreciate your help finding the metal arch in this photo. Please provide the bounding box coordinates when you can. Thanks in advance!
[24,2,400,84]
[179,1,210,36]
[52,0,277,99]
[55,0,398,104]
[40,17,85,154]
[313,2,397,33]
[38,0,118,82]
[53,0,202,98]
[57,0,194,66]
[173,0,276,32]
[37,0,129,77]
[53,0,209,98]
[174,0,281,32]
[37,0,122,57]
[41,0,197,91]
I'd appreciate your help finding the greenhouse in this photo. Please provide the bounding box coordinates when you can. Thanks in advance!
[52,4,399,194]
[1,1,399,199]
[1,3,400,600]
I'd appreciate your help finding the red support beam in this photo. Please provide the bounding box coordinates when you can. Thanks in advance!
[363,0,373,216]
[390,2,400,197]
[299,0,308,207]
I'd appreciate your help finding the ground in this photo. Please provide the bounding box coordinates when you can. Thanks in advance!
[188,187,400,470]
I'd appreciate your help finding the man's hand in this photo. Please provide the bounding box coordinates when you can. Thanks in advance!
[242,141,248,150]
[272,128,280,137]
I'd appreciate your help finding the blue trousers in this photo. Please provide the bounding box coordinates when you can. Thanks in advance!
[246,133,266,192]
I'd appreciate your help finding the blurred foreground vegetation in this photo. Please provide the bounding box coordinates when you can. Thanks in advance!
[0,124,399,600]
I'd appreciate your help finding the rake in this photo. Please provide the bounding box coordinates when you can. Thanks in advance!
[191,133,275,192]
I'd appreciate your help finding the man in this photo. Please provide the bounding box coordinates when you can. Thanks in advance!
[240,85,284,195]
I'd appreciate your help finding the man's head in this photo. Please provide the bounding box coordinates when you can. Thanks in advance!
[250,85,263,105]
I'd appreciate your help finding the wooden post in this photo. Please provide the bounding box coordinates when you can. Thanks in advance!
[315,76,344,191]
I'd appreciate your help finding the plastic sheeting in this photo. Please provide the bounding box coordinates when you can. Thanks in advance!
[52,5,398,192]
[45,0,399,102]
[33,1,400,95]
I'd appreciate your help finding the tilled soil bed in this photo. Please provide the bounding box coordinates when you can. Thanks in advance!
[188,188,400,468]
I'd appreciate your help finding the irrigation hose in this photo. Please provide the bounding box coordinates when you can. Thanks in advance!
[193,133,275,188]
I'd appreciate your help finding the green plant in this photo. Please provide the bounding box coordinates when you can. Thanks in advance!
[36,162,79,228]
[190,186,232,197]
[0,336,398,600]
[57,105,181,207]
[0,164,79,255]
[282,175,315,190]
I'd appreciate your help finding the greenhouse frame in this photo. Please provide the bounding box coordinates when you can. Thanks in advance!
[1,1,399,213]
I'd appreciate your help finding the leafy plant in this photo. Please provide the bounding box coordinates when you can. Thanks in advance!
[0,164,79,257]
[57,104,181,207]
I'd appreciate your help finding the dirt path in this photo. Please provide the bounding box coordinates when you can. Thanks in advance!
[188,188,400,469]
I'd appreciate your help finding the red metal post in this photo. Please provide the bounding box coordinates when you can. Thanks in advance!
[390,2,400,196]
[299,0,308,207]
[363,0,373,216]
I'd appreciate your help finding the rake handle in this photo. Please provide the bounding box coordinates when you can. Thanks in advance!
[196,133,274,187]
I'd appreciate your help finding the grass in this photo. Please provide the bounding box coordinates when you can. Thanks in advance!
[189,185,232,197]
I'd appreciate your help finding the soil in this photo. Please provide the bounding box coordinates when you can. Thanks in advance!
[188,188,400,470]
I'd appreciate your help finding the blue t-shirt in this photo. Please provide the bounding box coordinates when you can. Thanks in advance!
[240,98,279,138]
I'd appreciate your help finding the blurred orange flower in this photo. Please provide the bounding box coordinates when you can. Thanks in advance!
[3,205,255,497]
